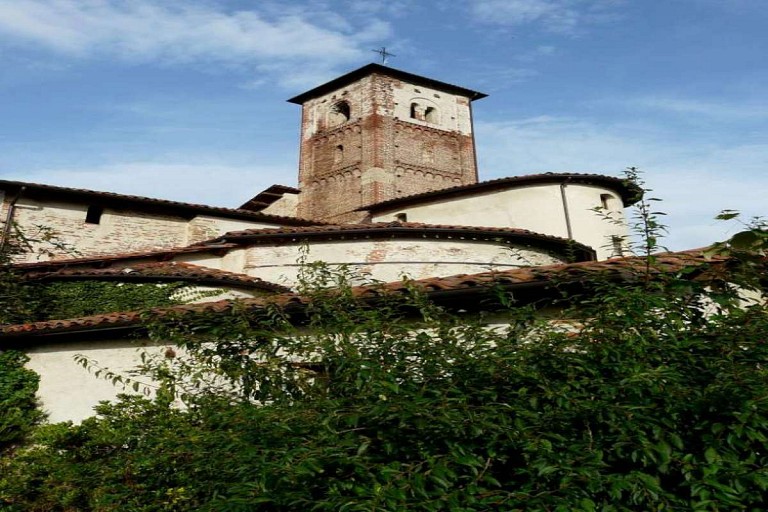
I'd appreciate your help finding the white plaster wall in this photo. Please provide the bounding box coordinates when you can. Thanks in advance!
[302,76,371,139]
[25,339,171,423]
[390,84,472,135]
[260,194,298,218]
[370,183,629,260]
[196,239,565,287]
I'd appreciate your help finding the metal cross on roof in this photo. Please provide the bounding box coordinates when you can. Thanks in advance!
[371,46,396,65]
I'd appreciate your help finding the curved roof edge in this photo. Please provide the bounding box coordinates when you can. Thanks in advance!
[358,172,643,213]
[199,221,597,261]
[13,222,596,273]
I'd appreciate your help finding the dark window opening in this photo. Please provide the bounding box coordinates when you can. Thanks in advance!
[424,106,438,123]
[329,101,351,126]
[395,212,408,222]
[611,235,624,257]
[600,193,613,210]
[410,102,421,120]
[85,205,103,224]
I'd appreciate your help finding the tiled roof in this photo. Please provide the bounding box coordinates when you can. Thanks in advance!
[358,172,643,212]
[196,221,596,259]
[0,250,732,341]
[0,179,319,226]
[20,262,290,293]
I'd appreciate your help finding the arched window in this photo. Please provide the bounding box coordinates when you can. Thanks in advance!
[329,101,351,127]
[409,101,438,124]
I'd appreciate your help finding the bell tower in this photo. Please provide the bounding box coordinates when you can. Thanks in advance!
[288,64,486,223]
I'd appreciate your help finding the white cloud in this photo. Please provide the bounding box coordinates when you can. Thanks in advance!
[475,116,767,250]
[469,0,622,33]
[0,0,391,87]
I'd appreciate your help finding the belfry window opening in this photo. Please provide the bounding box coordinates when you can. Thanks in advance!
[329,101,351,127]
[424,106,438,123]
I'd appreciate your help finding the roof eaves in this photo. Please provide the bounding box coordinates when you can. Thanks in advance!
[358,173,643,212]
[0,179,319,226]
[287,63,487,104]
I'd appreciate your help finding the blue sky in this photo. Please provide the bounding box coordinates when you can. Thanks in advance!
[0,0,765,250]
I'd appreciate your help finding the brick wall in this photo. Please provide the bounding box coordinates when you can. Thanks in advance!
[296,72,480,222]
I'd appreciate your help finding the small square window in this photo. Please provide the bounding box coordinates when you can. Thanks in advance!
[85,205,103,224]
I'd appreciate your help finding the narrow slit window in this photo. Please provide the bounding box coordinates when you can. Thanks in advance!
[611,235,624,257]
[334,144,344,165]
[600,193,613,211]
[85,205,103,224]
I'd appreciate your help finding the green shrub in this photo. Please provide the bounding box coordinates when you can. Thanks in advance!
[1,255,766,511]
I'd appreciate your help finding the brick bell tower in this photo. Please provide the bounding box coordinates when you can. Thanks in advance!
[288,64,487,223]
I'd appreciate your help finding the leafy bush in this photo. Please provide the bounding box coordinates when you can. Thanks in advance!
[0,351,44,455]
[1,253,766,511]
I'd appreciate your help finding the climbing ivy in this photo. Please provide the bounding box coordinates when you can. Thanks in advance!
[27,281,191,321]
[0,351,44,455]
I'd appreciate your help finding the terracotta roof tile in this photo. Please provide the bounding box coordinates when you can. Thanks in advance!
[358,172,643,211]
[0,249,736,340]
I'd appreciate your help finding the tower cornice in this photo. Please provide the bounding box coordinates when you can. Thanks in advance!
[287,63,487,105]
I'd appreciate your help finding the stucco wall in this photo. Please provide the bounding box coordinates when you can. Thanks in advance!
[24,339,171,423]
[370,183,629,260]
[180,238,565,288]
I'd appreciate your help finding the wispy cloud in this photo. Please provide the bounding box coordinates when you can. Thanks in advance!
[469,0,623,34]
[0,1,391,87]
[630,96,768,120]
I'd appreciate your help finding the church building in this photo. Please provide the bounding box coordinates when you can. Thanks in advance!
[0,64,646,422]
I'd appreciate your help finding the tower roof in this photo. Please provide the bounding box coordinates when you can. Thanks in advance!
[287,63,487,104]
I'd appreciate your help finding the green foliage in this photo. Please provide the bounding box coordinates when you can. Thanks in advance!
[2,251,767,511]
[0,351,44,455]
[27,281,191,321]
